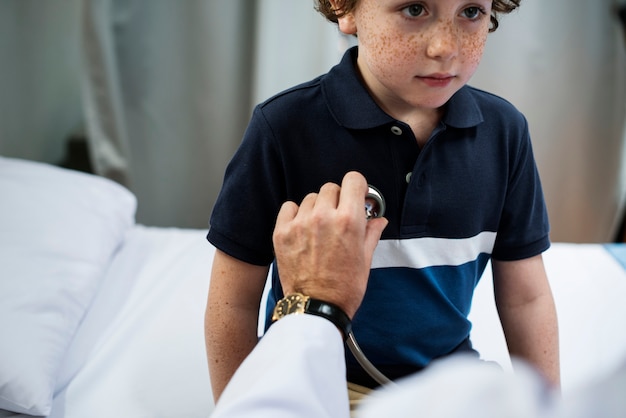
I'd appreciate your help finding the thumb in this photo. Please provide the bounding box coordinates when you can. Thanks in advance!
[363,217,387,264]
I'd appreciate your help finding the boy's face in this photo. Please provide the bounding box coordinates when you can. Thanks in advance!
[336,0,492,114]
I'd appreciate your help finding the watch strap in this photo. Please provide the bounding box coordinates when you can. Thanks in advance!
[305,298,352,340]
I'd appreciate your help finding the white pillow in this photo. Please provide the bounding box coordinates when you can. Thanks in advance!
[0,157,136,415]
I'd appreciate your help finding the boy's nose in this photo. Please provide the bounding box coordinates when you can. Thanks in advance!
[425,20,459,60]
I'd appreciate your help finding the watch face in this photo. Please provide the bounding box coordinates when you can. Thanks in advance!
[272,293,308,320]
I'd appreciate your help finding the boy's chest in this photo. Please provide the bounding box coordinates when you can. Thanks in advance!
[282,127,507,240]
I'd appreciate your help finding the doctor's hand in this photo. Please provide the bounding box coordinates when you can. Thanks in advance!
[272,171,388,319]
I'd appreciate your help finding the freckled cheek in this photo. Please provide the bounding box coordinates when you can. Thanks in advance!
[367,34,417,76]
[460,33,487,67]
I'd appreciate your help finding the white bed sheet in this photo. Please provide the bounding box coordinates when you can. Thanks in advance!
[49,225,215,418]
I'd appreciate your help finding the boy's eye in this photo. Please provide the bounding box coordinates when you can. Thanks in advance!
[462,6,485,20]
[402,4,425,17]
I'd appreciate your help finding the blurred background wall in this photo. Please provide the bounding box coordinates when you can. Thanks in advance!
[471,0,626,242]
[1,0,625,242]
[0,1,83,165]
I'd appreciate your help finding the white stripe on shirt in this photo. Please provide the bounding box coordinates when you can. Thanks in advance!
[371,231,497,270]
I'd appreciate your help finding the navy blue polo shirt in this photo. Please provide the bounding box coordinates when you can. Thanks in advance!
[208,46,550,386]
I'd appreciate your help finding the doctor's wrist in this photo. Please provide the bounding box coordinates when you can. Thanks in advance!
[271,293,352,340]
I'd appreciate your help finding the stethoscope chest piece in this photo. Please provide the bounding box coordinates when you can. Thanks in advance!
[365,185,386,220]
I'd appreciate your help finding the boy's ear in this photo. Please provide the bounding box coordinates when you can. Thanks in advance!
[328,0,357,35]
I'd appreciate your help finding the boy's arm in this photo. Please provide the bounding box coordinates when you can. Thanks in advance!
[492,254,561,388]
[205,249,270,402]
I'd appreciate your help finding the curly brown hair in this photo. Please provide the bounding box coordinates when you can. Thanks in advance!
[315,0,521,32]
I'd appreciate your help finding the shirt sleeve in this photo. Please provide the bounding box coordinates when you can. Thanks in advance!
[212,314,350,418]
[207,106,286,266]
[492,114,550,261]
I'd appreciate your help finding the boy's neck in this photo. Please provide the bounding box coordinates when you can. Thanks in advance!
[398,107,443,148]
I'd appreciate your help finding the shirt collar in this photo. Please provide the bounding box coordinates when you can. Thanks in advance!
[322,47,395,129]
[322,46,484,130]
[443,85,484,128]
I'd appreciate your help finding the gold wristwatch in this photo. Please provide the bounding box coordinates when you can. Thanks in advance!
[271,293,352,340]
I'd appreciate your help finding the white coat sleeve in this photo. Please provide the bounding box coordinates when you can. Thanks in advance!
[211,314,350,418]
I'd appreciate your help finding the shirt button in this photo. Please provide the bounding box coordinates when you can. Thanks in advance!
[405,172,412,183]
[390,126,403,136]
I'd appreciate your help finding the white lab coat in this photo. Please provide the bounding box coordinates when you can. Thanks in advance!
[212,314,350,418]
[212,315,626,418]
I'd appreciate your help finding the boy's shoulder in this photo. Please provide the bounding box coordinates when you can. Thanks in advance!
[446,85,526,131]
[258,76,325,111]
[447,85,527,132]
[250,73,343,131]
[463,85,523,117]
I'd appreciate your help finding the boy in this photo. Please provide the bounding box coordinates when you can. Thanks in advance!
[206,0,560,402]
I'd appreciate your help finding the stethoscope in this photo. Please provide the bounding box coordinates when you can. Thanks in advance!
[346,186,395,386]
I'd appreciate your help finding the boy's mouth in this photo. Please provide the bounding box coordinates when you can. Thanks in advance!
[417,74,454,87]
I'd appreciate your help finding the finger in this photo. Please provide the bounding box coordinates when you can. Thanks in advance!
[275,200,299,227]
[363,217,388,263]
[297,192,318,216]
[273,201,300,246]
[315,181,341,213]
[338,171,368,218]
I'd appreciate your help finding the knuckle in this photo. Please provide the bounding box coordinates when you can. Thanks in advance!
[310,210,327,226]
[319,182,340,194]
